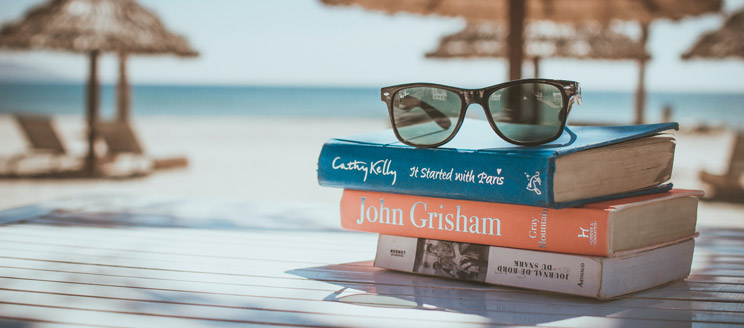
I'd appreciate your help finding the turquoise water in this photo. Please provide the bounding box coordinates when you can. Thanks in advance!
[1,82,743,128]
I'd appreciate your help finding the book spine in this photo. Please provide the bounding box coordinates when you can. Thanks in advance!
[343,190,611,256]
[375,234,603,298]
[317,140,554,207]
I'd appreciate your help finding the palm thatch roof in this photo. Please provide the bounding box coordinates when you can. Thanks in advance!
[0,0,198,177]
[426,21,650,60]
[320,0,722,24]
[682,8,744,60]
[322,0,721,125]
[0,0,197,56]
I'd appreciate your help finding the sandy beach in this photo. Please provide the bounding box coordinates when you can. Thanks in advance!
[1,114,742,229]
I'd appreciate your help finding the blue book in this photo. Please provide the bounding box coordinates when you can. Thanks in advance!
[317,119,677,208]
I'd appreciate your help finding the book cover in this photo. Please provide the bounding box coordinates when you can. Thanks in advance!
[341,189,702,256]
[318,119,678,208]
[375,234,695,299]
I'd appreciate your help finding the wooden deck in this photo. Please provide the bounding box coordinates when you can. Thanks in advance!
[0,195,743,327]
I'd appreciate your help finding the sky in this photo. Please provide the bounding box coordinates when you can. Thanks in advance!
[0,0,743,92]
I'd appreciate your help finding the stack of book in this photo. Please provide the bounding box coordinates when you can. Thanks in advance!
[317,119,702,299]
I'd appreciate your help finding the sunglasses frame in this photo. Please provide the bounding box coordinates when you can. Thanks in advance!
[381,79,582,148]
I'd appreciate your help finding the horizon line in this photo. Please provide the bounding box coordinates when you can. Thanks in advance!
[2,80,744,94]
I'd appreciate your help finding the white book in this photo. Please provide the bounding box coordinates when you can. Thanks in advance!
[375,234,695,299]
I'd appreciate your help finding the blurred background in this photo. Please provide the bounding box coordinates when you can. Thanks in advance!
[0,0,742,220]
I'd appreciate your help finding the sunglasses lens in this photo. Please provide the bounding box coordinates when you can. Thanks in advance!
[392,87,461,146]
[487,83,564,144]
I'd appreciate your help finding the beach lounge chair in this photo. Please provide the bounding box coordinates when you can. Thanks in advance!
[699,131,744,202]
[97,121,188,177]
[4,114,81,176]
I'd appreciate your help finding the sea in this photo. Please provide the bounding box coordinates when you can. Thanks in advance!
[1,82,743,128]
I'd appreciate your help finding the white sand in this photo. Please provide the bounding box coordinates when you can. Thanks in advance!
[0,114,742,228]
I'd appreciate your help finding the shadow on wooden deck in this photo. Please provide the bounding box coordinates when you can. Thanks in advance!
[286,261,704,327]
[0,194,341,231]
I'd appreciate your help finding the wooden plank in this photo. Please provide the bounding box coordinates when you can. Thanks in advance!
[1,276,742,327]
[0,302,335,328]
[0,228,731,262]
[0,226,376,256]
[0,316,115,328]
[0,223,361,248]
[4,223,744,261]
[688,275,744,285]
[2,225,743,271]
[0,227,740,270]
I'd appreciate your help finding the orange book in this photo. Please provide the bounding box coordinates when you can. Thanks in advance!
[340,189,702,256]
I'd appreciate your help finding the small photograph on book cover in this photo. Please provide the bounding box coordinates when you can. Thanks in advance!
[412,239,490,282]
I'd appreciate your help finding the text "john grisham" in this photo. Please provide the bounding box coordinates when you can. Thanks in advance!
[332,157,397,185]
[356,197,502,236]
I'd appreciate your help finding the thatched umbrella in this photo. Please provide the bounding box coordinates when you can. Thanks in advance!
[0,0,198,176]
[426,21,650,78]
[682,7,744,60]
[426,21,650,118]
[320,0,722,124]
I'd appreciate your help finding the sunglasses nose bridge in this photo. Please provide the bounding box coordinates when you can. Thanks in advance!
[461,90,490,119]
[463,89,487,104]
[463,89,491,114]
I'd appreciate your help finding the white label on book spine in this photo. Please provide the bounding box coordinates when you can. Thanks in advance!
[485,246,601,297]
[375,235,418,270]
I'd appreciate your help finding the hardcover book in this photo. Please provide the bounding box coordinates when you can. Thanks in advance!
[318,119,678,208]
[340,189,702,256]
[375,234,695,299]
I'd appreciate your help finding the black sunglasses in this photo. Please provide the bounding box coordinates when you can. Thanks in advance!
[381,79,582,147]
